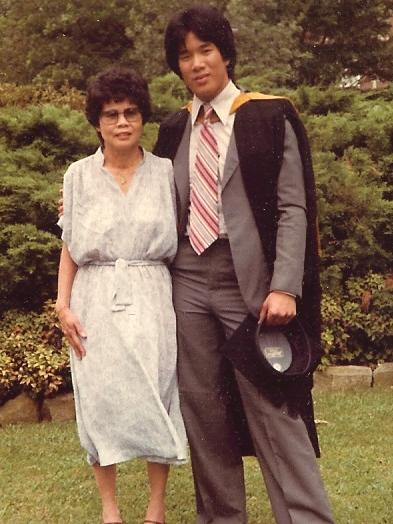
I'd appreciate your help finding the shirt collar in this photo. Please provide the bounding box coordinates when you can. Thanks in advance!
[191,80,240,126]
[93,146,146,167]
[94,147,105,166]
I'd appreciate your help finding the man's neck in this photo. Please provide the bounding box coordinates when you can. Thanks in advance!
[191,80,240,125]
[196,79,231,105]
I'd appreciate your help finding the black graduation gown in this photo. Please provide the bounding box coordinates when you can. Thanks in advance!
[154,94,322,456]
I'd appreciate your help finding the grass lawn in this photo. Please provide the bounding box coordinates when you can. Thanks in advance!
[0,389,392,523]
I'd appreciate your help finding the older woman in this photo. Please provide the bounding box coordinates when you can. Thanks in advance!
[56,67,187,524]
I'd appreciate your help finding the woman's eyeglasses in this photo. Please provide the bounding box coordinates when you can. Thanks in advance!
[100,107,140,125]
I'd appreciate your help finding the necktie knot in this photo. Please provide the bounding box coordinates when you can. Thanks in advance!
[203,104,214,123]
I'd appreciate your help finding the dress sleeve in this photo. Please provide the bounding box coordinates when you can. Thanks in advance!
[162,157,178,266]
[165,158,177,218]
[57,166,73,247]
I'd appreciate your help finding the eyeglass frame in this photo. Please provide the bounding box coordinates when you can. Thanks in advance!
[100,107,141,125]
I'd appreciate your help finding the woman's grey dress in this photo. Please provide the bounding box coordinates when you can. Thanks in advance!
[60,148,187,467]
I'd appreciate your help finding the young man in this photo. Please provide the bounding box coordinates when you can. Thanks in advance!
[154,5,335,524]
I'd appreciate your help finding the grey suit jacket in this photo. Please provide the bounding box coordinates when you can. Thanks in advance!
[173,116,307,318]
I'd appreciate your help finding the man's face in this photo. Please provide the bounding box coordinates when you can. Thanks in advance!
[178,32,230,102]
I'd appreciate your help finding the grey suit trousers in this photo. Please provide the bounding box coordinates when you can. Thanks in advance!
[172,238,335,524]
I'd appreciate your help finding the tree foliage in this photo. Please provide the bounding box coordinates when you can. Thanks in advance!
[225,0,310,86]
[0,0,133,88]
[0,0,391,87]
[298,0,393,84]
[124,0,193,80]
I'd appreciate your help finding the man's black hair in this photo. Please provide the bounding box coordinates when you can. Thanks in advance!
[164,5,236,80]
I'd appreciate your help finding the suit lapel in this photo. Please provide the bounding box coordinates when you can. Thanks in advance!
[221,130,239,192]
[173,117,192,231]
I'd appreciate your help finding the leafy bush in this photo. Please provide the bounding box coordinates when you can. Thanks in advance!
[0,277,390,405]
[0,82,84,110]
[321,273,393,366]
[0,301,70,404]
[0,350,18,403]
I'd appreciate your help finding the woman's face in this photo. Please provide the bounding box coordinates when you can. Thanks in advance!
[96,98,143,153]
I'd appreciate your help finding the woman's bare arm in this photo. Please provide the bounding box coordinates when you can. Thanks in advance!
[56,243,87,359]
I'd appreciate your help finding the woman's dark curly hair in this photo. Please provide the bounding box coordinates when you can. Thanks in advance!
[85,66,152,126]
[165,5,236,80]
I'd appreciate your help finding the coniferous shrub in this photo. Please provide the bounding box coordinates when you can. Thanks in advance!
[295,85,355,115]
[0,104,96,311]
[148,73,189,122]
[0,82,392,369]
[314,150,393,291]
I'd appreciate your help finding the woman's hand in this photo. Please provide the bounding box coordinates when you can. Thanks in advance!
[57,306,87,359]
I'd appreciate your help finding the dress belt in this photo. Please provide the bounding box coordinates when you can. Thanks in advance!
[85,258,165,312]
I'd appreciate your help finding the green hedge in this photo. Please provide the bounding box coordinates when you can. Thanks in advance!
[1,275,392,404]
[0,81,392,398]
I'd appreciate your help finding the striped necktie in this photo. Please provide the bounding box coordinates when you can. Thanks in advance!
[189,104,219,255]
